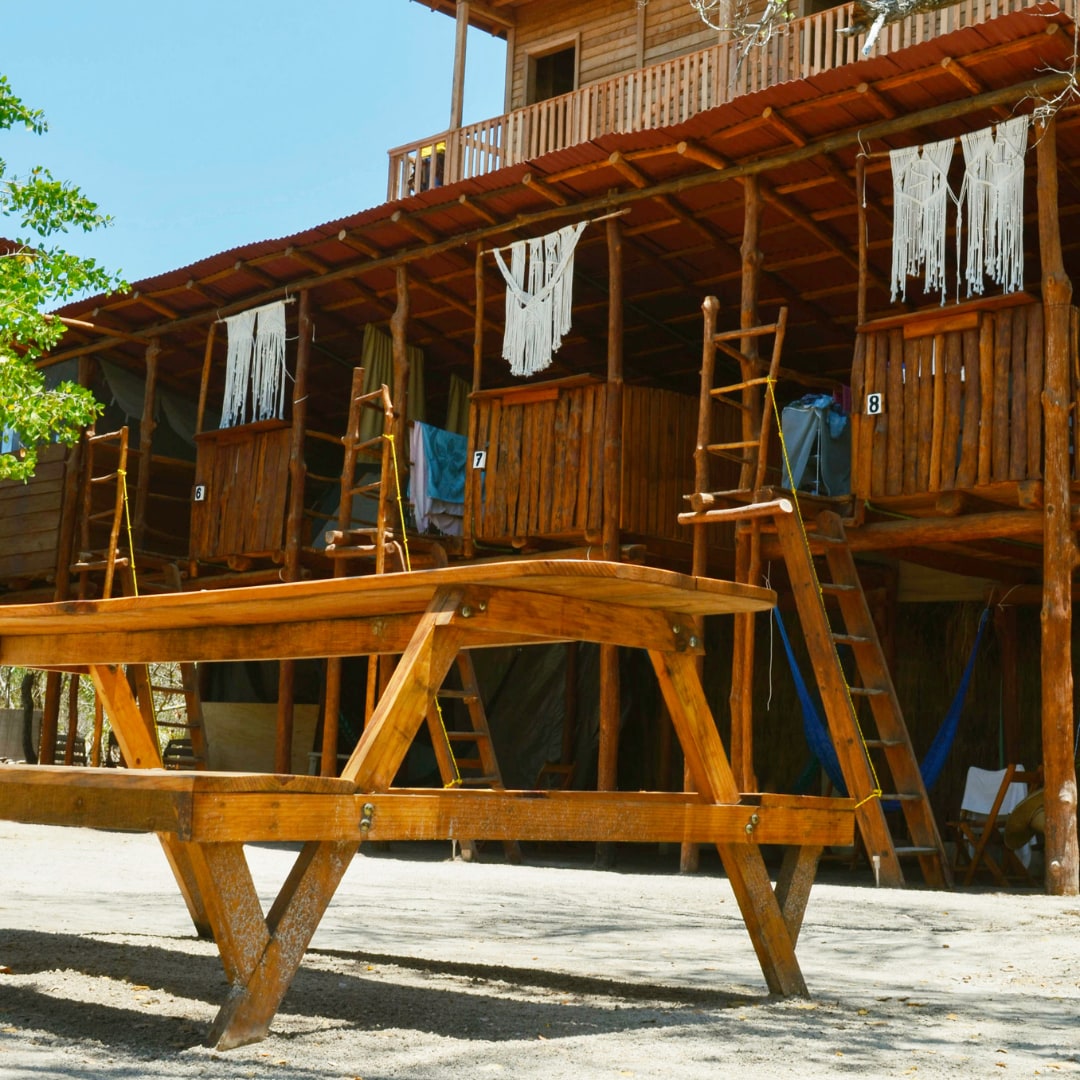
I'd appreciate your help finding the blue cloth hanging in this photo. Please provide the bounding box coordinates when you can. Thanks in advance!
[774,605,991,800]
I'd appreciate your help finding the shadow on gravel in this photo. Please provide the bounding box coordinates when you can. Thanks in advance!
[0,928,757,1052]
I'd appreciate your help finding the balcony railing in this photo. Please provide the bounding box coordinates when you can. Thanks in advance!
[388,0,1065,201]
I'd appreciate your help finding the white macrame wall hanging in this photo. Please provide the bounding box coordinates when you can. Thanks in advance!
[493,222,587,377]
[890,136,955,305]
[221,300,288,428]
[960,115,1028,297]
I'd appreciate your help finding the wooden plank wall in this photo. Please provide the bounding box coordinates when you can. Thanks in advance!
[470,380,708,549]
[620,384,700,543]
[0,443,67,584]
[851,299,1047,500]
[190,422,291,561]
[509,0,715,109]
[472,380,607,545]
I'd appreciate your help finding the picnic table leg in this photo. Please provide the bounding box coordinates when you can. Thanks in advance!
[774,844,823,946]
[204,839,358,1049]
[89,663,213,937]
[649,650,808,996]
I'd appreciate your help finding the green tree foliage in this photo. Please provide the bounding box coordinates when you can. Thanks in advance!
[0,74,125,481]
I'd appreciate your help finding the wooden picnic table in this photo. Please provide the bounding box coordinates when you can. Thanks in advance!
[0,560,854,1049]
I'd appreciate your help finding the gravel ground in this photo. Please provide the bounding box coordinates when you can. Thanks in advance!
[1,821,1078,1079]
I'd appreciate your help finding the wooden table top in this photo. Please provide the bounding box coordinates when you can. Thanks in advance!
[0,560,775,637]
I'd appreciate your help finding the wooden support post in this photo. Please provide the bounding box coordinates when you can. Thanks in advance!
[856,154,868,328]
[597,215,624,867]
[63,673,79,766]
[450,1,469,131]
[195,322,216,437]
[1036,116,1079,897]
[391,265,411,492]
[277,290,312,776]
[464,243,484,558]
[731,174,763,793]
[133,338,159,552]
[994,604,1020,766]
[684,295,720,873]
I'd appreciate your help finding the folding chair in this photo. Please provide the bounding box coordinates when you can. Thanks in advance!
[949,764,1039,886]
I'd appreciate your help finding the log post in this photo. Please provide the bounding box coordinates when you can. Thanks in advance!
[450,1,470,132]
[464,243,484,559]
[276,290,312,775]
[731,174,763,793]
[391,265,411,492]
[597,215,625,867]
[856,153,868,328]
[195,321,217,437]
[41,355,95,766]
[1036,115,1079,896]
[133,337,159,552]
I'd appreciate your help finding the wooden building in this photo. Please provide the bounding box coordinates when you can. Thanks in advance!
[3,0,1079,894]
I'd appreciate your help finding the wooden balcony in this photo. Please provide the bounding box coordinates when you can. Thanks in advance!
[387,0,1054,200]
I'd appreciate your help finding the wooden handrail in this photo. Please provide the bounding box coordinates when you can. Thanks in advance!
[387,0,1068,200]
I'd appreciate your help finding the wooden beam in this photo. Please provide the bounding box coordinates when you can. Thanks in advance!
[1036,115,1080,897]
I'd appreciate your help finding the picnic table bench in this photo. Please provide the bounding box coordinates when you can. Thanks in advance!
[0,560,854,1049]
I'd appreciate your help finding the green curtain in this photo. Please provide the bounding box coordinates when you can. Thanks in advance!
[359,324,425,443]
[445,373,470,435]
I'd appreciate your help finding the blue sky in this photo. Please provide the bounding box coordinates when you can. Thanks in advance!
[3,2,506,284]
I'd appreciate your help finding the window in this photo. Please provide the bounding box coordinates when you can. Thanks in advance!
[526,42,577,104]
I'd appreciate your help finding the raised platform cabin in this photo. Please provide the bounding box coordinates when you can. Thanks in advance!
[2,0,1078,898]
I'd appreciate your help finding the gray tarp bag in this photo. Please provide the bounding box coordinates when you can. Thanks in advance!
[780,393,851,496]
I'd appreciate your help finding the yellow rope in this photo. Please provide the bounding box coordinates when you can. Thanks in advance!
[384,432,461,786]
[766,383,884,803]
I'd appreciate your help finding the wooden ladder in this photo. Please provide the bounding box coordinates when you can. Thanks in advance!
[702,306,788,494]
[71,427,131,600]
[771,506,950,888]
[426,654,521,864]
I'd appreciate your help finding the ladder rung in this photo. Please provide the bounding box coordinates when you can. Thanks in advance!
[831,633,871,646]
[439,690,479,702]
[713,321,781,342]
[862,738,904,749]
[70,558,129,572]
[893,846,939,856]
[89,474,121,485]
[848,686,886,697]
[458,775,499,786]
[711,377,772,396]
[88,510,119,522]
[708,440,758,451]
[819,582,857,594]
[879,793,920,802]
[446,729,487,740]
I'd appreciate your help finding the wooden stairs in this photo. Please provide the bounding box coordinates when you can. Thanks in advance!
[684,301,949,887]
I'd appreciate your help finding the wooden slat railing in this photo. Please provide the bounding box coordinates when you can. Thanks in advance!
[387,0,1072,200]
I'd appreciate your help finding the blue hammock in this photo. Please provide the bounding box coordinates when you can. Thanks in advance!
[773,605,991,799]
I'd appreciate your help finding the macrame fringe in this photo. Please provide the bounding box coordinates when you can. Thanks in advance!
[961,115,1027,297]
[494,222,586,377]
[221,301,287,428]
[890,136,955,305]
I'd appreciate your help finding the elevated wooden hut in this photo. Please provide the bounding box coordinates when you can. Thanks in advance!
[4,0,1079,892]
